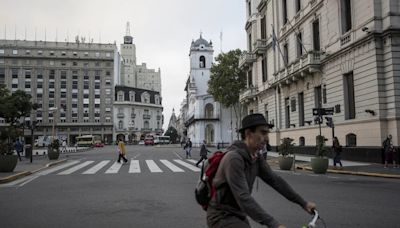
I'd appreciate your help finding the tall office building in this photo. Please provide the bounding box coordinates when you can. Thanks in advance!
[0,39,118,144]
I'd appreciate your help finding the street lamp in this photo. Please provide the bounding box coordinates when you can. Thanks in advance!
[49,107,58,140]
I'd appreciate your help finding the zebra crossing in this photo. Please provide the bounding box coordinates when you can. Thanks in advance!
[44,158,201,176]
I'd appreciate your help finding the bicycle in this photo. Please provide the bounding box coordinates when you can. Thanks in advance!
[302,210,326,228]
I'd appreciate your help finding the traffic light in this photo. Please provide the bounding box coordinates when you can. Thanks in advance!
[325,117,334,128]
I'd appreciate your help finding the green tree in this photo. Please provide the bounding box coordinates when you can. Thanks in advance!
[0,85,35,155]
[164,127,178,143]
[208,49,246,138]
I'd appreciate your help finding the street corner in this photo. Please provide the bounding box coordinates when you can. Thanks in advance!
[0,171,31,184]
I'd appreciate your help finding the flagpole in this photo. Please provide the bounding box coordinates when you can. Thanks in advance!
[271,24,287,67]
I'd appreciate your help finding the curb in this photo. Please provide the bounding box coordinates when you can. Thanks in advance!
[296,165,400,179]
[0,159,68,184]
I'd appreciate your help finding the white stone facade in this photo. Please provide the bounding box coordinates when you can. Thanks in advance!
[240,0,400,148]
[181,36,238,147]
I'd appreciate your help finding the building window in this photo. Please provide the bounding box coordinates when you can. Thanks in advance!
[248,33,252,52]
[247,70,253,87]
[247,0,251,16]
[118,120,123,129]
[129,91,135,102]
[262,55,267,82]
[199,56,206,68]
[312,19,320,51]
[346,133,357,146]
[299,137,305,146]
[0,49,4,55]
[323,85,327,104]
[118,91,124,101]
[296,32,303,58]
[261,17,266,39]
[298,92,305,127]
[285,98,290,128]
[50,51,54,56]
[344,72,355,120]
[341,0,352,34]
[282,0,288,24]
[264,104,269,123]
[12,50,18,55]
[295,0,301,13]
[291,98,296,112]
[314,86,322,109]
[205,103,214,118]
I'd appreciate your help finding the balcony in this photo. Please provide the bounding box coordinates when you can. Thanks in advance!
[117,113,125,118]
[141,128,152,132]
[238,52,257,68]
[115,127,127,132]
[143,114,151,119]
[239,86,258,103]
[253,39,268,55]
[272,51,324,86]
[131,113,136,118]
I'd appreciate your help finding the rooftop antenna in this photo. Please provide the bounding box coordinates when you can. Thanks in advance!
[126,22,130,36]
[200,30,202,38]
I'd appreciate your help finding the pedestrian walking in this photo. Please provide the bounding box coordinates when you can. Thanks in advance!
[206,114,316,228]
[184,138,192,159]
[14,139,23,161]
[196,140,210,167]
[61,140,67,153]
[383,135,398,168]
[332,137,343,169]
[117,138,128,163]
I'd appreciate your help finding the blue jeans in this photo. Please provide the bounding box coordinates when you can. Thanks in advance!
[185,148,192,158]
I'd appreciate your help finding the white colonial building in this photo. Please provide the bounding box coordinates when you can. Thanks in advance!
[239,0,400,161]
[181,35,238,147]
[113,23,163,142]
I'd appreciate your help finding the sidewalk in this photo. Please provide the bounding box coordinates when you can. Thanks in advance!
[0,155,68,184]
[267,152,400,179]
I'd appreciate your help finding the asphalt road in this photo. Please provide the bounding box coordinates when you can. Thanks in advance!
[0,145,399,228]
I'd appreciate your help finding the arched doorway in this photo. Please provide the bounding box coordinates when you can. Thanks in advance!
[116,134,125,142]
[205,124,215,145]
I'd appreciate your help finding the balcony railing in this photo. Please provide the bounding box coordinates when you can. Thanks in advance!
[141,128,152,131]
[131,113,136,118]
[253,39,268,55]
[117,113,125,118]
[238,52,257,68]
[239,86,258,103]
[143,114,151,119]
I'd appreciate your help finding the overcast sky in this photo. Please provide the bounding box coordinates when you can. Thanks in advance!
[0,0,247,129]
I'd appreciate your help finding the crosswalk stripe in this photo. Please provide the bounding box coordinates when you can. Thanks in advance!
[173,159,200,172]
[146,160,163,173]
[58,161,95,175]
[129,160,141,173]
[160,160,184,172]
[186,159,197,164]
[82,161,110,174]
[40,160,81,175]
[105,161,123,174]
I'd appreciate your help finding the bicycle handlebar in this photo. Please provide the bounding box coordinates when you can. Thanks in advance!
[307,210,319,228]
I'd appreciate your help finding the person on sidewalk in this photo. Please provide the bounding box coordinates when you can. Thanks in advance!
[206,114,316,228]
[332,137,343,169]
[14,139,23,161]
[382,135,398,168]
[61,140,67,153]
[196,140,210,167]
[184,138,192,159]
[117,138,128,164]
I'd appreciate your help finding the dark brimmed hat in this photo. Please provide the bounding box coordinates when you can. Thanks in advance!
[239,114,269,132]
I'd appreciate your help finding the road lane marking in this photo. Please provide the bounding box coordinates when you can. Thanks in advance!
[129,160,141,173]
[146,160,163,173]
[58,161,95,175]
[105,161,123,174]
[186,159,197,164]
[82,161,110,174]
[173,159,200,172]
[160,160,184,172]
[174,151,183,160]
[40,160,81,175]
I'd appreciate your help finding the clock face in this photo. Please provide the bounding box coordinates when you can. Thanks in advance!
[124,36,133,44]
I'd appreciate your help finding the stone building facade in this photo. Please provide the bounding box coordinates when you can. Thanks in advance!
[239,0,400,160]
[0,39,117,144]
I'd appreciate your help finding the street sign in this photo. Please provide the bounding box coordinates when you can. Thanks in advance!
[313,107,334,116]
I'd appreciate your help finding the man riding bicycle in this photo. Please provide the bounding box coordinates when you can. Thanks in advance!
[206,114,316,228]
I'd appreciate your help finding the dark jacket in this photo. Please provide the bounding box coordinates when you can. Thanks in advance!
[200,143,209,156]
[207,141,307,228]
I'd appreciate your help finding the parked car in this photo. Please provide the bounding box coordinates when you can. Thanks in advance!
[94,141,104,147]
[138,140,145,145]
[144,138,154,146]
